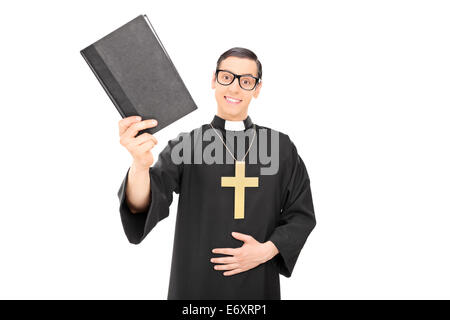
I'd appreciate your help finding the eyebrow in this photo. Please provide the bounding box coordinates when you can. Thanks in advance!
[222,69,257,77]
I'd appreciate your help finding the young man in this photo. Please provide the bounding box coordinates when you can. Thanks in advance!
[117,47,316,300]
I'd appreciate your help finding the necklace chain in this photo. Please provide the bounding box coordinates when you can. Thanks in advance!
[209,123,256,162]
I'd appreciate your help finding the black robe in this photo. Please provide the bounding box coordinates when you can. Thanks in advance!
[117,114,316,300]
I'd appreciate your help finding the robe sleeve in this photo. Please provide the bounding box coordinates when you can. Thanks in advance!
[268,140,316,277]
[117,134,183,245]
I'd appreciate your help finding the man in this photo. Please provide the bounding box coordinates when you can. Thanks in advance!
[117,47,316,299]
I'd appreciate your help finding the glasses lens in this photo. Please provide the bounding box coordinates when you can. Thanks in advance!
[217,71,234,85]
[240,76,256,90]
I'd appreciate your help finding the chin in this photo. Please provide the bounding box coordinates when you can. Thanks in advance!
[220,104,245,117]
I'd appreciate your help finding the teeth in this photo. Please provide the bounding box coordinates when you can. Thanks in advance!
[226,96,240,102]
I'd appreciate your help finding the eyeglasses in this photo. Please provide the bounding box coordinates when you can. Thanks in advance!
[215,69,260,91]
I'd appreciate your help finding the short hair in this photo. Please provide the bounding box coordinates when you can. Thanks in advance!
[216,47,262,80]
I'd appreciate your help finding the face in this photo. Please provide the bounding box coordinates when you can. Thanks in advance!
[211,56,262,120]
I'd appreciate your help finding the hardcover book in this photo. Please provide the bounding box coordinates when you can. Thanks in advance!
[80,14,198,135]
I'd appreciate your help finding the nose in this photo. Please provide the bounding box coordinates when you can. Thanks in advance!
[229,77,241,92]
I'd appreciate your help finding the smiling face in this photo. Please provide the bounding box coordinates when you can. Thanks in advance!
[211,56,262,121]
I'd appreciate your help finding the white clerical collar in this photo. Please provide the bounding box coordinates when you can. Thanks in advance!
[225,119,246,131]
[211,114,254,131]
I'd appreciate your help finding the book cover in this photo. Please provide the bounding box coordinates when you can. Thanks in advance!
[80,14,198,135]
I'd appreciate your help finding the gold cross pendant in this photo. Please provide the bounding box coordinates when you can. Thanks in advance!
[221,161,259,219]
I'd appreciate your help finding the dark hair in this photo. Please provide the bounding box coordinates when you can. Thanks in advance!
[216,47,262,80]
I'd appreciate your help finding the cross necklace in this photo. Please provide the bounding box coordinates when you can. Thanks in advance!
[209,122,259,219]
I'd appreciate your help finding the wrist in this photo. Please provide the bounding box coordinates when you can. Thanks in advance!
[131,161,150,174]
[262,241,279,263]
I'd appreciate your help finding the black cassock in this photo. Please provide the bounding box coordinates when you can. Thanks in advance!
[117,114,316,300]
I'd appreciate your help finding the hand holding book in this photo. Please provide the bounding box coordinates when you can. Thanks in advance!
[118,116,159,169]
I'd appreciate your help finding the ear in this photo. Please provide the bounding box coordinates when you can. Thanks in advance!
[211,71,217,89]
[253,80,262,99]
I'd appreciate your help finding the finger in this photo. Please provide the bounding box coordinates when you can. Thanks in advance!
[224,268,244,276]
[213,263,239,271]
[125,119,158,139]
[210,256,237,264]
[137,140,156,153]
[125,133,157,150]
[119,116,141,136]
[123,119,158,139]
[134,132,158,146]
[212,248,237,256]
[231,232,253,242]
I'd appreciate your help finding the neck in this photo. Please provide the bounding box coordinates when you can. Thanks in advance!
[216,110,248,121]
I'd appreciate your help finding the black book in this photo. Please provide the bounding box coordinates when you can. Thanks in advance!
[80,14,198,135]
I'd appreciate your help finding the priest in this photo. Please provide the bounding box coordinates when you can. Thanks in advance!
[117,47,316,299]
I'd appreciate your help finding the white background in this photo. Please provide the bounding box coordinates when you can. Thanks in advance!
[1,0,449,299]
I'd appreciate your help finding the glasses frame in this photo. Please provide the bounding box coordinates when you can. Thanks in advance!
[215,69,260,91]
